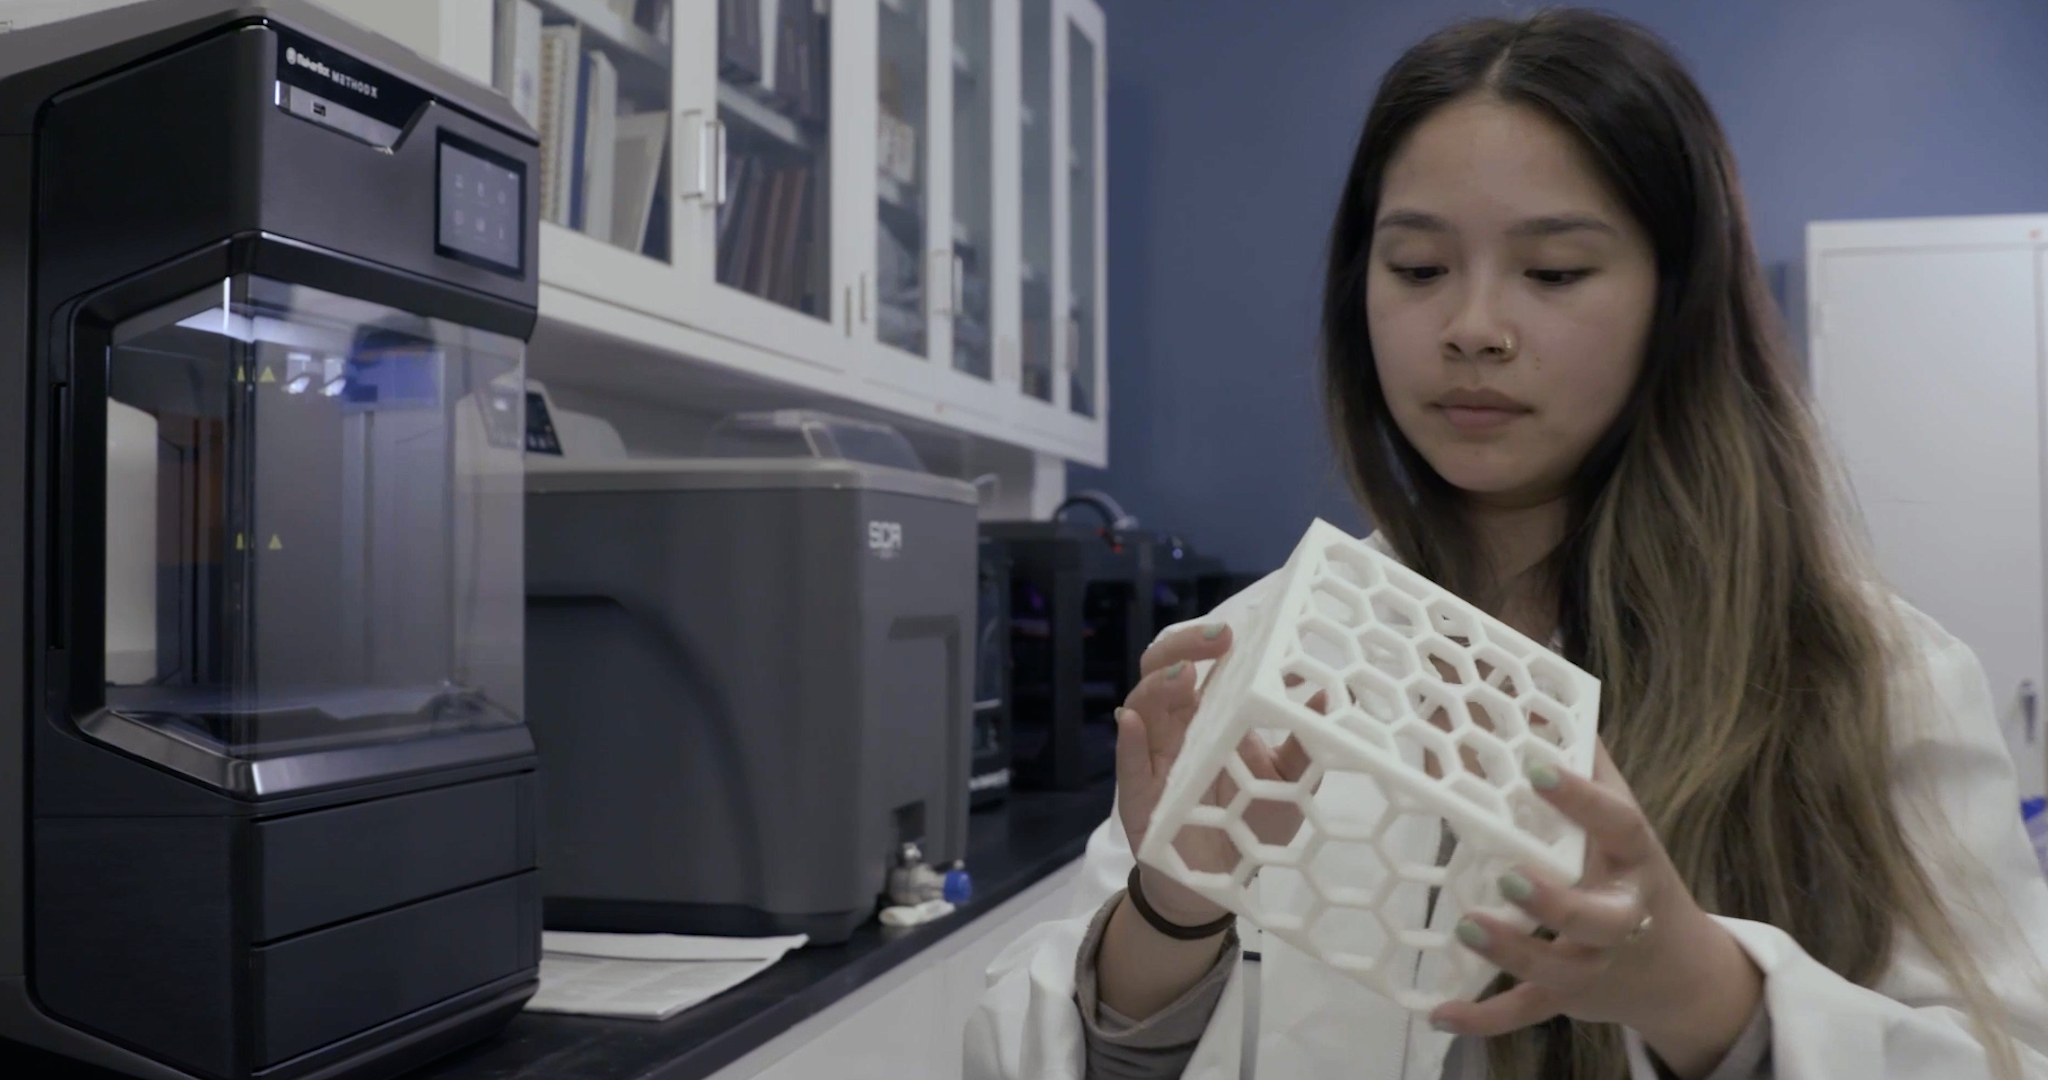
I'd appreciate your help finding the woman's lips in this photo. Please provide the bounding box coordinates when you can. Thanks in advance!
[1438,404,1528,432]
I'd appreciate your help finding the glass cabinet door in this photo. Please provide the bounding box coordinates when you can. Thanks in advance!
[951,0,994,380]
[713,0,834,322]
[1064,4,1101,419]
[503,0,675,262]
[875,0,931,356]
[1018,0,1055,403]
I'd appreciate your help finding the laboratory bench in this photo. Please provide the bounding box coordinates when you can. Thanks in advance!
[1,779,1116,1080]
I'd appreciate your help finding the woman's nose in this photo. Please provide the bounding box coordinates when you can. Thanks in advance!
[1442,284,1519,363]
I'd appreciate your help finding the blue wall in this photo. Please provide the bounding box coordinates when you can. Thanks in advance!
[1076,0,2048,573]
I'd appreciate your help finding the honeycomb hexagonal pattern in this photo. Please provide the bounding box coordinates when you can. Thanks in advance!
[1134,519,1602,1012]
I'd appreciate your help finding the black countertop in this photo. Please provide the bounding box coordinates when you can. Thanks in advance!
[3,781,1115,1080]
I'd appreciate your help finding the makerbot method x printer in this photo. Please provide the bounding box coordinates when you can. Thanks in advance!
[0,2,542,1078]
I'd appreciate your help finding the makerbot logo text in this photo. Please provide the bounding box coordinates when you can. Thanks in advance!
[285,46,379,99]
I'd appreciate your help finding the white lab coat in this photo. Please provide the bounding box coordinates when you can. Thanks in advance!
[965,533,2048,1080]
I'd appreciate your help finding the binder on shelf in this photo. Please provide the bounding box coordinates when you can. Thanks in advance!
[537,23,582,226]
[573,49,619,239]
[612,111,668,252]
[492,0,543,126]
[568,49,589,229]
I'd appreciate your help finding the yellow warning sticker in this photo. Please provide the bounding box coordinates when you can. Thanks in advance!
[268,535,283,551]
[258,366,276,384]
[234,533,245,551]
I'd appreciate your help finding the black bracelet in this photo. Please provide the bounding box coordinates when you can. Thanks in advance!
[1125,866,1236,941]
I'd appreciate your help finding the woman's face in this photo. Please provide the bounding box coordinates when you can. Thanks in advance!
[1366,94,1658,507]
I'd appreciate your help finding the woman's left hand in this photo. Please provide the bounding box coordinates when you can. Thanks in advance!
[1427,740,1764,1078]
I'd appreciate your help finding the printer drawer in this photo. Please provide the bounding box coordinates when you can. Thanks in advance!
[253,774,536,941]
[252,872,539,1067]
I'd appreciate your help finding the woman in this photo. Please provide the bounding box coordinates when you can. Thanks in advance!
[966,10,2048,1080]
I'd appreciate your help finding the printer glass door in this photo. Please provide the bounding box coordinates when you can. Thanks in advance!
[78,274,527,787]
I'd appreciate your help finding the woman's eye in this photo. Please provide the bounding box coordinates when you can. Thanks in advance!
[1390,265,1446,284]
[1527,268,1592,286]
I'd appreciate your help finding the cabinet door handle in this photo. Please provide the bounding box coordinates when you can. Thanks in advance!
[685,112,712,201]
[928,250,949,316]
[952,253,964,313]
[711,119,728,206]
[2024,679,2039,742]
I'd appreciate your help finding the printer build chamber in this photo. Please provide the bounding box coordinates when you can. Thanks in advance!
[526,411,975,944]
[90,277,530,777]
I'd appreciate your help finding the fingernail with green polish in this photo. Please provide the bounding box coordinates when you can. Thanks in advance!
[1499,872,1534,902]
[1168,661,1187,679]
[1525,761,1561,789]
[1203,624,1225,640]
[1455,918,1490,949]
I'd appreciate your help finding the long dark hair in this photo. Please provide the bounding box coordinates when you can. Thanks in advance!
[1320,11,2016,1080]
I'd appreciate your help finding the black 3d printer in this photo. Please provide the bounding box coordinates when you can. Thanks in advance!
[984,493,1150,791]
[972,535,1013,805]
[0,3,542,1079]
[986,493,1252,791]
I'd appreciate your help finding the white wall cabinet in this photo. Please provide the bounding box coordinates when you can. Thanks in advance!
[329,0,1108,477]
[1808,213,2048,801]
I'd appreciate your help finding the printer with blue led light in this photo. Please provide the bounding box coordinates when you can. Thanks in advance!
[523,388,974,943]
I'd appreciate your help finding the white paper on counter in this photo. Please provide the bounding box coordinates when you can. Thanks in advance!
[524,931,810,1021]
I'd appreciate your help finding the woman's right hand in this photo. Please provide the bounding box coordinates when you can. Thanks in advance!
[1116,623,1316,926]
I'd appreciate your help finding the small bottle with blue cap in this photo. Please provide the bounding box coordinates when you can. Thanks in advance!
[943,865,973,905]
[2024,797,2048,880]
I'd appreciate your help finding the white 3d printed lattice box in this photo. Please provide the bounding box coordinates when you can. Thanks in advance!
[1134,520,1602,1011]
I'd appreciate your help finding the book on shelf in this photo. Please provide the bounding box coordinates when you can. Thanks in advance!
[724,152,768,290]
[537,23,582,226]
[772,0,824,125]
[724,154,749,284]
[491,0,542,127]
[637,0,673,45]
[719,0,762,84]
[773,167,812,308]
[1021,316,1051,396]
[716,152,756,258]
[717,151,815,310]
[878,110,918,186]
[752,167,793,299]
[611,111,668,252]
